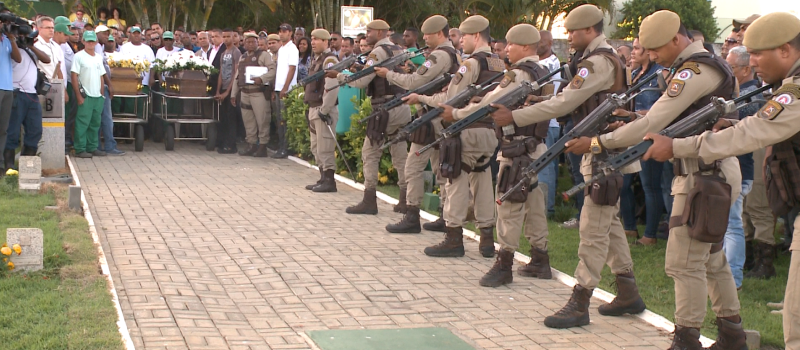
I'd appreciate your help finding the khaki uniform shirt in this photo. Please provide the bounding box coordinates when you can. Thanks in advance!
[418,46,494,108]
[232,50,277,97]
[337,37,394,95]
[387,41,457,90]
[316,49,341,116]
[452,55,541,120]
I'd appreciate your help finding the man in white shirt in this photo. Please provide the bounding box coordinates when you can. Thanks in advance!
[271,23,299,159]
[119,27,155,123]
[155,31,180,82]
[536,30,562,218]
[34,16,63,81]
[196,31,210,58]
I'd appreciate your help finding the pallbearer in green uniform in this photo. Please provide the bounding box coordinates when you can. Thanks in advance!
[232,32,276,157]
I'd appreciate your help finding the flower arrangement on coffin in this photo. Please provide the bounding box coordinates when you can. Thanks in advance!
[107,52,151,76]
[153,52,218,96]
[107,52,151,94]
[152,51,218,75]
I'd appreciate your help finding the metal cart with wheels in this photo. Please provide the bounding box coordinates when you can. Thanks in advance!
[151,90,219,151]
[111,93,150,152]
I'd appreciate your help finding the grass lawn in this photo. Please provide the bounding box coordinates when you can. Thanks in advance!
[0,179,123,350]
[376,164,788,348]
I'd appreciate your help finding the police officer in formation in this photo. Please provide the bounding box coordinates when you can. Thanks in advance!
[232,33,276,158]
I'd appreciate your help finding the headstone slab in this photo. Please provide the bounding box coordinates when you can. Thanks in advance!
[40,82,66,170]
[6,228,44,272]
[18,156,41,194]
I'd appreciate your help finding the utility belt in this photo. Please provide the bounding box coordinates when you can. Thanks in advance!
[498,136,542,159]
[584,151,624,206]
[439,137,491,180]
[667,159,732,244]
[239,85,266,94]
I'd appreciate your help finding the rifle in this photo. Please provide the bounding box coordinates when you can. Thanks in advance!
[326,46,428,92]
[415,65,568,156]
[359,73,452,125]
[287,51,371,94]
[496,70,663,205]
[560,83,773,200]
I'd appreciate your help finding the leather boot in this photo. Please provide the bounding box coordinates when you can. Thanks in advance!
[346,187,378,214]
[517,247,552,279]
[20,146,37,156]
[394,187,407,213]
[424,226,465,257]
[746,241,776,279]
[598,272,646,316]
[544,285,593,328]
[239,143,258,156]
[3,149,15,172]
[478,227,495,258]
[386,206,421,233]
[312,169,337,193]
[253,144,269,157]
[271,124,289,158]
[706,317,747,350]
[479,250,514,287]
[422,205,446,232]
[306,169,324,190]
[669,326,703,350]
[744,240,754,271]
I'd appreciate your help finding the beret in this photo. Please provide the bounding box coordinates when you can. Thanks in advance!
[459,15,489,34]
[267,34,280,41]
[564,5,604,31]
[505,24,540,45]
[743,12,800,50]
[243,32,258,39]
[311,28,331,40]
[421,15,448,34]
[366,20,390,30]
[733,14,761,28]
[639,10,681,49]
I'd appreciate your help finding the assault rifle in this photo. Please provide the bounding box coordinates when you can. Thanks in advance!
[287,50,372,94]
[496,70,664,205]
[559,83,773,200]
[359,73,452,125]
[326,46,428,92]
[415,65,568,156]
[380,71,506,150]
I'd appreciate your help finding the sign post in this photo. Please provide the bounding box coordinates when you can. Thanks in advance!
[39,82,65,170]
[341,6,374,38]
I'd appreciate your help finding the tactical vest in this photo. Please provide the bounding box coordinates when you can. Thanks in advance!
[765,64,800,216]
[471,51,505,97]
[667,52,737,128]
[571,48,628,124]
[495,61,551,141]
[367,44,407,98]
[437,46,461,74]
[237,49,267,93]
[304,51,338,107]
[406,46,462,145]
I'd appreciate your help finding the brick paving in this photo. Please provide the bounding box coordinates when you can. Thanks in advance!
[75,142,673,350]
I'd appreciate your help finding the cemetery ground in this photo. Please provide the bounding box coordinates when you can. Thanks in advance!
[0,180,123,350]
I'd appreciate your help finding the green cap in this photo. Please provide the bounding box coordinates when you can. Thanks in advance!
[55,16,71,26]
[83,30,97,42]
[130,26,142,33]
[55,23,74,36]
[108,34,115,42]
[162,31,174,40]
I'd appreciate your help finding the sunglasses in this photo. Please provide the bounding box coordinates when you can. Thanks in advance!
[724,38,739,44]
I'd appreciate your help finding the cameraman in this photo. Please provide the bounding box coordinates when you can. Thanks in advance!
[0,16,21,173]
[4,31,51,166]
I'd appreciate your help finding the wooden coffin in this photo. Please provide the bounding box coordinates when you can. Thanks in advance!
[164,70,210,97]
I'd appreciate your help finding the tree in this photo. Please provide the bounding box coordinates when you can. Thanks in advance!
[613,0,719,41]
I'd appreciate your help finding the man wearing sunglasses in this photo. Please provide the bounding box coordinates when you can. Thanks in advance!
[721,30,741,59]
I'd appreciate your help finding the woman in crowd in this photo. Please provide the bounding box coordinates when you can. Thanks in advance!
[107,8,126,33]
[296,36,312,83]
[96,7,109,26]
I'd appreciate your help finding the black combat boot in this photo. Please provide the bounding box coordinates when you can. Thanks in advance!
[746,241,776,279]
[744,240,755,271]
[479,250,514,287]
[3,149,15,172]
[254,144,269,157]
[239,143,258,156]
[394,187,407,213]
[544,285,592,329]
[385,206,421,233]
[306,169,324,190]
[517,247,552,279]
[312,170,337,193]
[271,123,289,158]
[478,227,495,258]
[706,317,747,350]
[669,326,703,350]
[346,188,378,214]
[20,146,37,156]
[424,226,465,257]
[598,272,646,316]
[423,205,446,232]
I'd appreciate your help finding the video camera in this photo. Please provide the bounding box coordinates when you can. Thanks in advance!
[0,3,34,40]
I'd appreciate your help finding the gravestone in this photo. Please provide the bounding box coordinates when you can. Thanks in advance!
[6,228,44,272]
[39,81,65,170]
[18,156,41,194]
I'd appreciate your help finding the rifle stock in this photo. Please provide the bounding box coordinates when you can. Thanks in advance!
[326,46,428,92]
[360,73,452,125]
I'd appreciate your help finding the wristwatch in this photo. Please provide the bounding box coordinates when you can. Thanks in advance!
[590,136,603,155]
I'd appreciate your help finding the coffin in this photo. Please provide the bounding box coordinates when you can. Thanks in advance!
[164,70,210,97]
[109,67,142,95]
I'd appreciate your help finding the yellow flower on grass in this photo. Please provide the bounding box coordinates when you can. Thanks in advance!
[7,261,14,270]
[0,246,11,256]
[12,244,21,255]
[5,169,18,176]
[379,175,389,184]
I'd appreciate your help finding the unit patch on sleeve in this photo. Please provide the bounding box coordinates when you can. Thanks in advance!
[453,64,468,85]
[758,100,785,120]
[324,57,337,69]
[667,80,685,98]
[417,60,433,75]
[500,71,516,88]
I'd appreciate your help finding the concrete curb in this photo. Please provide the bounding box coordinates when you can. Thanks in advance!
[67,155,136,350]
[287,155,715,347]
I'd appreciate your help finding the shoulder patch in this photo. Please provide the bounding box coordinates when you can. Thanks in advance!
[500,71,516,88]
[577,60,595,73]
[417,60,433,75]
[486,57,505,72]
[570,75,585,89]
[427,54,438,64]
[773,83,800,102]
[678,62,702,74]
[577,67,590,78]
[673,69,694,81]
[758,100,784,120]
[323,57,337,69]
[667,79,685,97]
[453,64,468,85]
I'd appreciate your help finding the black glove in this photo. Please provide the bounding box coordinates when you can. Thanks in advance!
[319,113,332,125]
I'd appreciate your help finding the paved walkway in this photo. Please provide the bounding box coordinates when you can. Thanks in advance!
[75,142,673,350]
